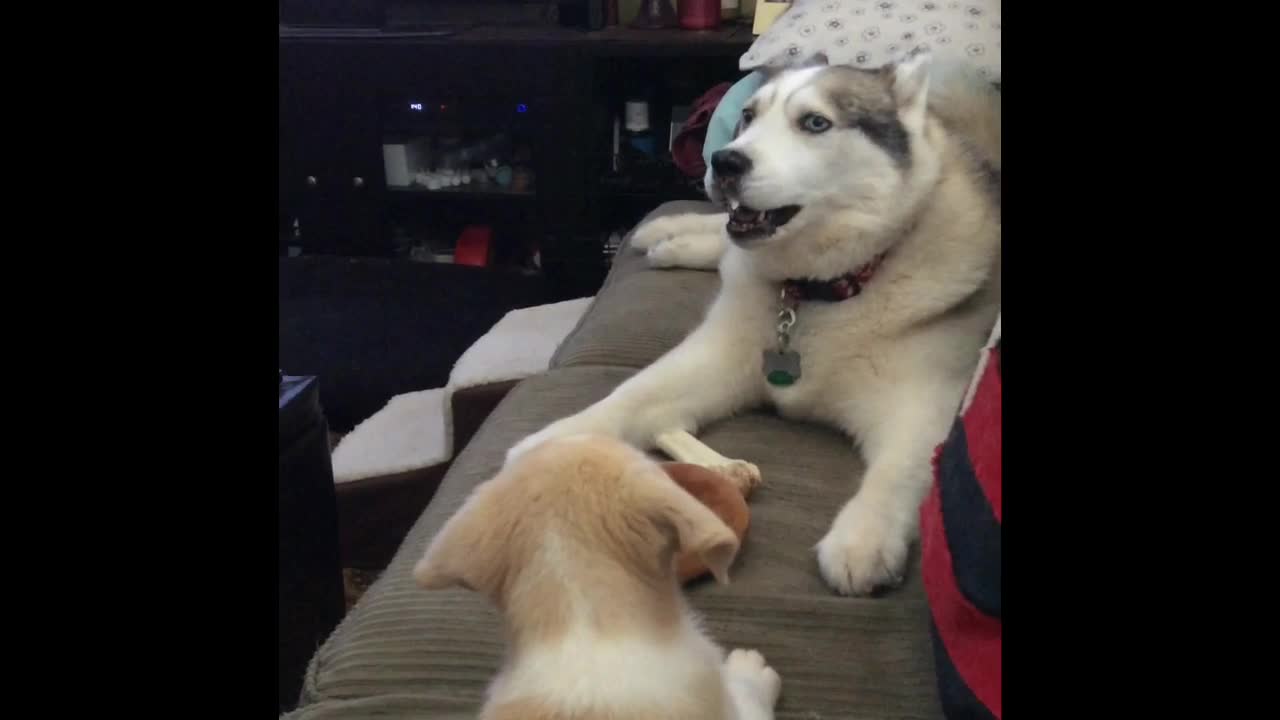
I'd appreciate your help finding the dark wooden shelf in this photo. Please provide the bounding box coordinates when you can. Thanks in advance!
[388,184,535,199]
[593,162,706,202]
[279,22,755,56]
[280,18,748,295]
[591,184,705,201]
[584,23,755,56]
[280,23,580,44]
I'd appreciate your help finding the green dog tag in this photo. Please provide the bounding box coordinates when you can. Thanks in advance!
[763,349,801,387]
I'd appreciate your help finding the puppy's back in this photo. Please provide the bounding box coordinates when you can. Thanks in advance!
[483,624,732,720]
[484,695,725,720]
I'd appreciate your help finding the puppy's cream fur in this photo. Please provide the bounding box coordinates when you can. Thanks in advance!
[414,434,782,720]
[511,54,1000,597]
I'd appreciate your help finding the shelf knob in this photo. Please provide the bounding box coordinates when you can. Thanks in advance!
[353,176,365,188]
[305,175,318,187]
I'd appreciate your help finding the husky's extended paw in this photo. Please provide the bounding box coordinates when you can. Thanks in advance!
[815,498,913,596]
[506,407,629,467]
[506,430,553,466]
[507,418,592,467]
[725,648,782,708]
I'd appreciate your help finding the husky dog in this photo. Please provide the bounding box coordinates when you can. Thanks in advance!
[510,52,1000,596]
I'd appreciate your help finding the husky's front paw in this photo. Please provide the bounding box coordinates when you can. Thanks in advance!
[815,498,912,596]
[725,648,782,708]
[629,217,677,251]
[645,238,688,268]
[643,236,707,269]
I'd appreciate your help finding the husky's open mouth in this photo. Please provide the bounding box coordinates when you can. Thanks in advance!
[725,203,802,241]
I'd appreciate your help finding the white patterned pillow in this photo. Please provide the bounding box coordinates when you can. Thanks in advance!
[741,0,1001,81]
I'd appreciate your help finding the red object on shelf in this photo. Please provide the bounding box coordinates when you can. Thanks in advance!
[672,81,733,178]
[454,225,493,267]
[678,0,720,29]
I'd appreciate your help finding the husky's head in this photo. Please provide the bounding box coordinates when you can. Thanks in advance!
[707,51,934,248]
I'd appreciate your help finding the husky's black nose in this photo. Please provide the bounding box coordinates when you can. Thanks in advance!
[711,149,752,179]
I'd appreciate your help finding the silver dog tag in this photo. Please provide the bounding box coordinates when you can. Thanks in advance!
[763,349,802,387]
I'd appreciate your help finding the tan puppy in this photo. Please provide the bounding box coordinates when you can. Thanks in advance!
[413,433,782,720]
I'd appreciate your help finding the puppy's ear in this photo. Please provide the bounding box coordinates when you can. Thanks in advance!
[412,479,509,594]
[628,462,741,584]
[890,48,931,129]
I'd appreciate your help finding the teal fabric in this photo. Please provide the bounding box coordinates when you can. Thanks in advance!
[702,71,765,167]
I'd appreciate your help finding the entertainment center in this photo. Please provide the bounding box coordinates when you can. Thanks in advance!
[279,2,755,300]
[278,9,758,707]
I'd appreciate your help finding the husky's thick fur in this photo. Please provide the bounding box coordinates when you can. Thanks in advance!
[416,434,782,720]
[510,52,1000,596]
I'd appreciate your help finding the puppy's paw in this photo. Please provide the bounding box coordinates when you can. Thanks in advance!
[709,460,762,496]
[725,648,782,707]
[815,499,912,596]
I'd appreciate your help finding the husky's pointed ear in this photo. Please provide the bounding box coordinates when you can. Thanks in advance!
[890,48,931,128]
[412,478,509,594]
[627,461,740,584]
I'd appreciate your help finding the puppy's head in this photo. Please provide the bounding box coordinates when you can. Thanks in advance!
[412,434,741,605]
[708,51,932,247]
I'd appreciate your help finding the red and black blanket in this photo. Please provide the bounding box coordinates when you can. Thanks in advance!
[921,318,1002,719]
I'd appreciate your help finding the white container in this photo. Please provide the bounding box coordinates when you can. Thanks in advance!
[382,137,430,187]
[624,100,650,132]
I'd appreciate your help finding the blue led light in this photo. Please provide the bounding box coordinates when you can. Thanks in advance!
[516,103,528,114]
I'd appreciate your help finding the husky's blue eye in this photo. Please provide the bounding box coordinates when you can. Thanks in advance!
[801,114,833,133]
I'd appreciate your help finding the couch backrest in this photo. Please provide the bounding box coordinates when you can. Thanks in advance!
[550,201,723,371]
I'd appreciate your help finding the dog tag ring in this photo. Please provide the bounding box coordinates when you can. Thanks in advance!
[766,292,801,386]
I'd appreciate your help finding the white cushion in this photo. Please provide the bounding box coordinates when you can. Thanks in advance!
[330,298,596,484]
[331,388,451,484]
[448,297,594,390]
[741,0,1001,82]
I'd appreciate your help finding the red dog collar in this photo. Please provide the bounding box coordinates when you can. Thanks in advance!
[782,252,889,303]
